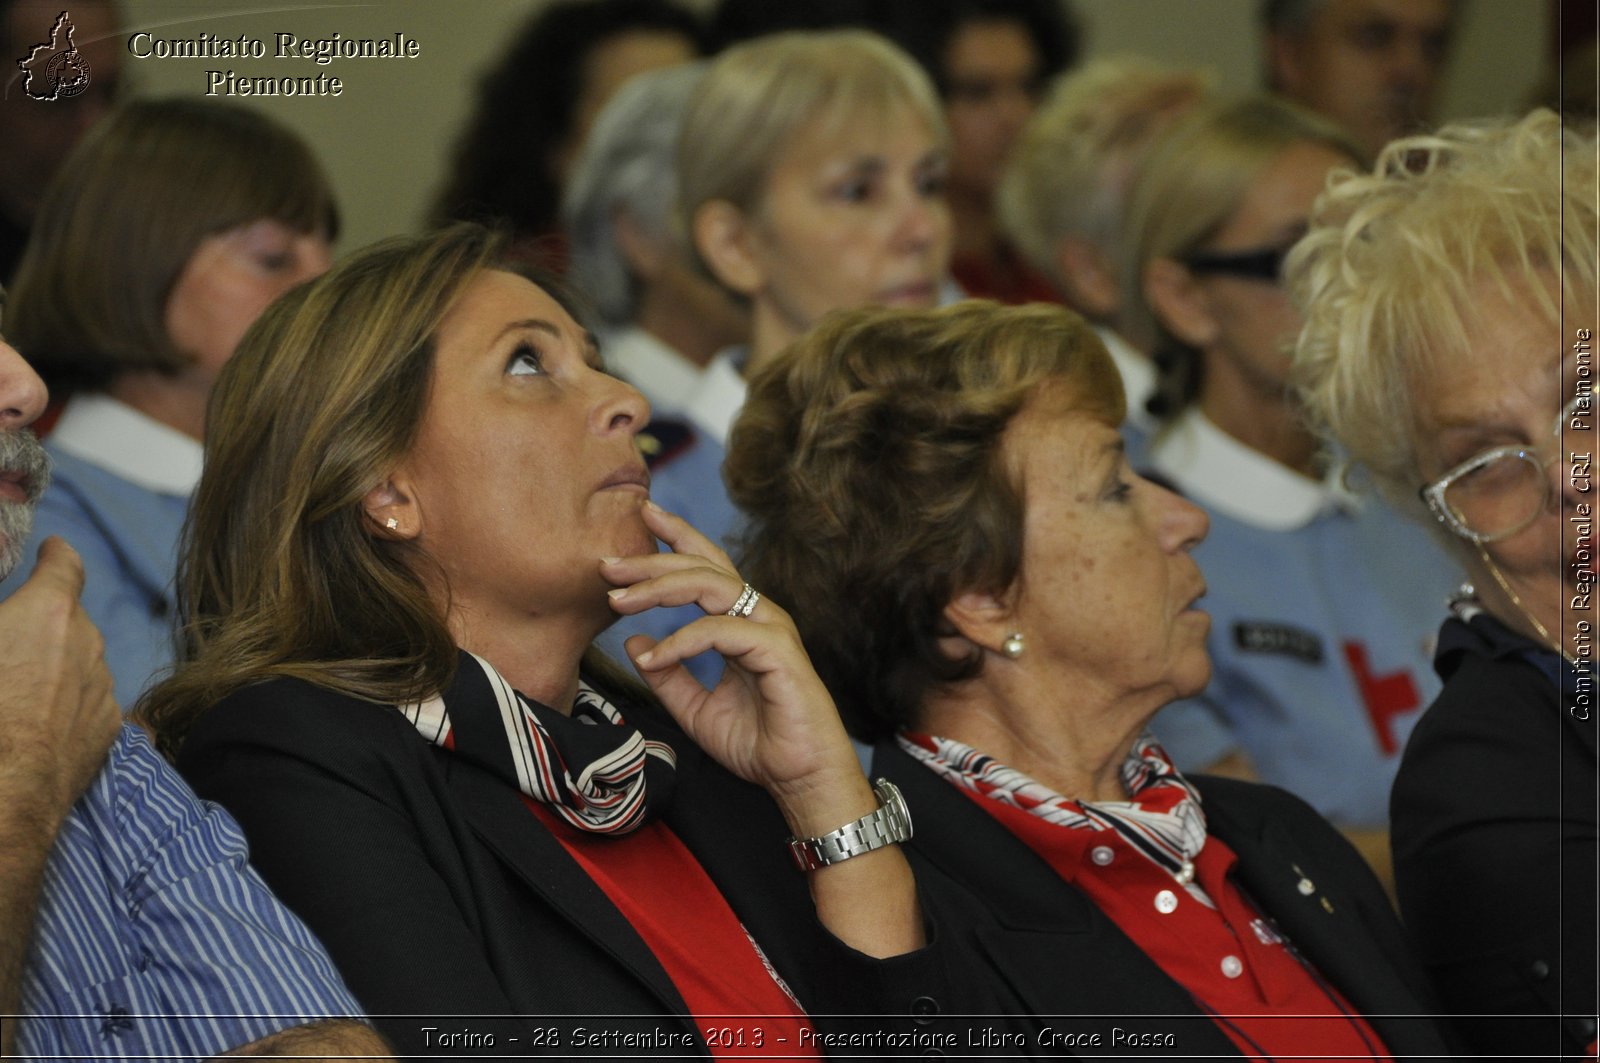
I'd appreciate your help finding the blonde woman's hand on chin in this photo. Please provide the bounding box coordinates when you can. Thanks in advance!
[600,502,922,957]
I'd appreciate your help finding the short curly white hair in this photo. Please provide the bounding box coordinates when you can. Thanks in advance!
[1289,109,1597,515]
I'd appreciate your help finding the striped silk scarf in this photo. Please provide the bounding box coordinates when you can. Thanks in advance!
[898,730,1211,901]
[402,651,677,834]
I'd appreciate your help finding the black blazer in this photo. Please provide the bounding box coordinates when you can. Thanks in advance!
[177,676,959,1059]
[873,738,1457,1058]
[1392,614,1598,1058]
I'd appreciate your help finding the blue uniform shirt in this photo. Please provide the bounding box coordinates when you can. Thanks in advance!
[0,396,200,710]
[1144,411,1462,828]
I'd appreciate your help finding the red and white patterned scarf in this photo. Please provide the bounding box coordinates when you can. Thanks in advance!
[898,730,1211,899]
[403,651,677,834]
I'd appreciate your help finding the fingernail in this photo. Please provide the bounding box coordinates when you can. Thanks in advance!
[607,588,627,600]
[644,500,663,513]
[599,556,620,565]
[634,649,654,666]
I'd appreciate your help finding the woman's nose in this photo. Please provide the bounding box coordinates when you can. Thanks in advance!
[1164,483,1210,552]
[896,188,945,254]
[596,371,650,436]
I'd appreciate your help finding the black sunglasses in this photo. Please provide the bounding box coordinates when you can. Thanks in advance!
[1180,245,1289,283]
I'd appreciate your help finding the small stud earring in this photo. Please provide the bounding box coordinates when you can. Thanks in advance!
[385,517,398,531]
[1002,632,1025,659]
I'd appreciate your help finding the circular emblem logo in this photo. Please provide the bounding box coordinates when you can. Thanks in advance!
[45,49,90,99]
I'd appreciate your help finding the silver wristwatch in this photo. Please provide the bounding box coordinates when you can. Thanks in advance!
[787,778,913,872]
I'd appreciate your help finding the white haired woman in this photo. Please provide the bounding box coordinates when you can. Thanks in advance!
[1292,108,1597,1057]
[560,61,746,416]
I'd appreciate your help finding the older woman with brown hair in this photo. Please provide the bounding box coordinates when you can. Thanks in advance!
[1291,108,1598,1058]
[138,223,950,1057]
[728,299,1453,1055]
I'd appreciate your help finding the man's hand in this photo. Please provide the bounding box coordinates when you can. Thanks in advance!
[0,537,124,1055]
[0,537,121,816]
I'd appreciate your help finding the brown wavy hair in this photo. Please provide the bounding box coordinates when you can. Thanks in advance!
[725,300,1121,739]
[9,97,337,395]
[136,223,636,758]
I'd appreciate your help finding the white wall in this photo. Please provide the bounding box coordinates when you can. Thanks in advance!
[113,0,1550,253]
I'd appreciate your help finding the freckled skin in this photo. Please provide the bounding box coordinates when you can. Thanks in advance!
[1004,402,1211,707]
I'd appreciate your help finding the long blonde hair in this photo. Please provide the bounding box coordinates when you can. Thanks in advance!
[138,224,639,757]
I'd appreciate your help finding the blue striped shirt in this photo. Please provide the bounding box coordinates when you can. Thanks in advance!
[17,725,365,1059]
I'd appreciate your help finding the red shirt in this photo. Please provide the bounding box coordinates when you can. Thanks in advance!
[971,789,1394,1061]
[526,800,817,1059]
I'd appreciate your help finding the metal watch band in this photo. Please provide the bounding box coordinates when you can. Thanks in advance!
[787,778,913,872]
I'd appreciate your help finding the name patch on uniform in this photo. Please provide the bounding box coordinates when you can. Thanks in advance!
[1232,621,1324,663]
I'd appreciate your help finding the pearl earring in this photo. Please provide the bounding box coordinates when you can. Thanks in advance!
[1002,632,1025,659]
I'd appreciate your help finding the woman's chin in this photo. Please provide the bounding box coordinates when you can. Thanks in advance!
[1171,655,1214,704]
[608,509,661,561]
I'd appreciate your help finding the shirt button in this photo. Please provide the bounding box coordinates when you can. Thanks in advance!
[1221,955,1244,978]
[1154,889,1178,913]
[910,995,939,1025]
[1091,846,1115,866]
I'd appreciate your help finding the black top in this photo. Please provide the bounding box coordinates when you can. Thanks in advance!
[1392,611,1598,1058]
[178,663,963,1059]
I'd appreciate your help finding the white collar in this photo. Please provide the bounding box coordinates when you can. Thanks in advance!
[48,394,204,496]
[1147,408,1357,530]
[600,326,706,415]
[683,346,749,447]
[1095,326,1157,433]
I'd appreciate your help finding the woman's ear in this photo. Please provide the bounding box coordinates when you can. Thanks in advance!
[1053,235,1121,324]
[941,586,1017,660]
[692,199,765,298]
[613,208,666,281]
[362,479,419,540]
[1145,256,1220,350]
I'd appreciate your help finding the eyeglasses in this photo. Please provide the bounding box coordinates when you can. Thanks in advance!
[1419,392,1591,544]
[1180,245,1290,283]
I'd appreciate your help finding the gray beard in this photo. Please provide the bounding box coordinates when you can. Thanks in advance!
[0,428,51,583]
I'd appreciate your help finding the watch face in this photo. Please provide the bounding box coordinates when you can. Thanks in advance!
[872,778,913,842]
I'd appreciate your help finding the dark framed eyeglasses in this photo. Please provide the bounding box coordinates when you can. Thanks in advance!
[1180,245,1290,283]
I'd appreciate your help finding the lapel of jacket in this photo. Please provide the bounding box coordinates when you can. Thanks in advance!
[445,756,691,1016]
[1200,781,1444,1058]
[874,741,1241,1053]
